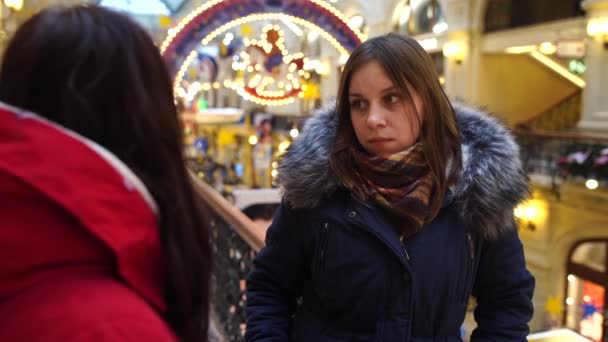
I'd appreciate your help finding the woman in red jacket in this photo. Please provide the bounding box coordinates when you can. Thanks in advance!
[0,5,211,342]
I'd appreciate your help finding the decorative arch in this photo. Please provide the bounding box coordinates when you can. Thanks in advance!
[160,0,364,89]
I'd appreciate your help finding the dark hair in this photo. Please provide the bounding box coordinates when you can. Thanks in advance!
[0,5,211,341]
[331,33,462,222]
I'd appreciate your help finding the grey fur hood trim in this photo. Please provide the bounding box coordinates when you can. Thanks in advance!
[277,102,529,240]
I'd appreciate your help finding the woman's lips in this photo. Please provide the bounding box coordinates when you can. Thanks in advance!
[368,138,392,144]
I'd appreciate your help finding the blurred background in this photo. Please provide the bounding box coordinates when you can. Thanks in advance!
[1,1,606,341]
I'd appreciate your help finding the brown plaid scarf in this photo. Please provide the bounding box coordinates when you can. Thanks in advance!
[343,143,437,238]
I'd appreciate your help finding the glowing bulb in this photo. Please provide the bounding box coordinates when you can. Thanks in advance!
[5,0,23,11]
[514,206,524,219]
[278,141,291,153]
[271,169,279,178]
[524,207,537,220]
[566,297,574,305]
[290,128,299,138]
[567,274,575,283]
[248,135,258,145]
[539,42,557,55]
[586,179,599,190]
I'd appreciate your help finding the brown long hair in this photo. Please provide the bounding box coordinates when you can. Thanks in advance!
[0,6,211,341]
[331,33,462,222]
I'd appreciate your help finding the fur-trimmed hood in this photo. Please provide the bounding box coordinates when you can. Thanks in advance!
[277,103,529,240]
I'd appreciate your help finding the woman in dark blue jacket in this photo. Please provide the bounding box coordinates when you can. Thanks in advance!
[246,33,534,341]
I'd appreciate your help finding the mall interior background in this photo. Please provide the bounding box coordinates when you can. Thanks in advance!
[1,0,607,341]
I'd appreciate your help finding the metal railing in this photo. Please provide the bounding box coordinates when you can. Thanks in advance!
[514,129,608,187]
[189,172,267,341]
[516,91,582,132]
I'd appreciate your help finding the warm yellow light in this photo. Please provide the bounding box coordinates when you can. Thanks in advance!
[586,179,599,190]
[524,206,537,221]
[418,38,438,51]
[170,13,356,96]
[248,135,258,145]
[4,0,23,11]
[315,61,330,75]
[271,169,279,178]
[539,42,557,55]
[290,128,299,138]
[442,41,465,62]
[567,274,575,283]
[505,45,537,54]
[278,141,291,153]
[587,17,608,37]
[271,161,279,169]
[173,50,198,94]
[566,297,574,306]
[514,206,523,218]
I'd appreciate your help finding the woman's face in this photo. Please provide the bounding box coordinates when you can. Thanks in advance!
[348,60,423,157]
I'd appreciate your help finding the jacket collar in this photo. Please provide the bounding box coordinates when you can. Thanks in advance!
[278,102,529,240]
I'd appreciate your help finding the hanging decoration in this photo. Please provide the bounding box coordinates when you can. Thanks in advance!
[231,25,305,106]
[160,0,365,106]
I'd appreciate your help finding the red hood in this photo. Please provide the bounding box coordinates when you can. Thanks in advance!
[0,103,165,311]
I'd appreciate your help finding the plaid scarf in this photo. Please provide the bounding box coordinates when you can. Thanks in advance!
[344,143,437,238]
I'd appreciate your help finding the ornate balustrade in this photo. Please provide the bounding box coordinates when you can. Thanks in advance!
[514,129,608,188]
[189,173,271,341]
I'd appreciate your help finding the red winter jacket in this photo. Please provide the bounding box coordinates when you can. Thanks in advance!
[0,103,177,341]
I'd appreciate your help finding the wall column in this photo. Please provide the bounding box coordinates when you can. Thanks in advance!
[579,0,608,131]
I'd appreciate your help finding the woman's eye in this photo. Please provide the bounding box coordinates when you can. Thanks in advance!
[350,100,367,110]
[386,94,400,104]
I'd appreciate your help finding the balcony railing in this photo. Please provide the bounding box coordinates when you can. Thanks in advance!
[189,172,267,341]
[514,129,608,188]
[517,91,582,132]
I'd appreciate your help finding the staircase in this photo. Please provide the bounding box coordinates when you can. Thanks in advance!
[516,90,582,131]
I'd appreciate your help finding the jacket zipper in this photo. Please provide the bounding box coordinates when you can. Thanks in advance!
[461,232,475,303]
[317,222,329,272]
[401,239,410,261]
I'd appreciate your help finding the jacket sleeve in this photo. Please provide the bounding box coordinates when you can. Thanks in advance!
[245,203,312,341]
[470,223,535,341]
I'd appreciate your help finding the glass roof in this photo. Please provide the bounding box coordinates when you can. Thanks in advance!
[99,0,187,16]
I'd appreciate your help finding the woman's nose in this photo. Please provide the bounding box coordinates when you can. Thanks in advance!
[367,105,387,128]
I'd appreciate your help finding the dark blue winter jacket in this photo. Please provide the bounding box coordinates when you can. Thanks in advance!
[245,104,535,341]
